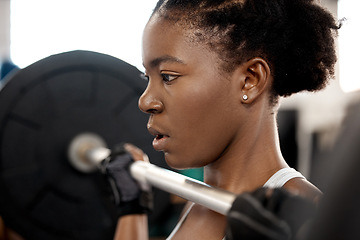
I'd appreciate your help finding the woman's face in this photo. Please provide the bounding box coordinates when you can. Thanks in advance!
[140,16,244,169]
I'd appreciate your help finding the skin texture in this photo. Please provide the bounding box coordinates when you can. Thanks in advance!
[119,13,321,240]
[141,16,250,170]
[3,1,333,239]
[141,15,308,194]
[114,214,148,240]
[1,9,324,240]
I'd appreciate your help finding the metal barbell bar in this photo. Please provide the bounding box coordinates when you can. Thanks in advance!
[68,133,237,215]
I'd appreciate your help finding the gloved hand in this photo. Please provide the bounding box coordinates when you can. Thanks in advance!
[226,187,317,240]
[99,143,153,217]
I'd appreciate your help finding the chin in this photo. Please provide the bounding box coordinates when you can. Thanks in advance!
[164,153,205,170]
[165,159,187,170]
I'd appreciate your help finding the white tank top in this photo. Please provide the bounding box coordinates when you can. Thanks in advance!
[166,168,305,240]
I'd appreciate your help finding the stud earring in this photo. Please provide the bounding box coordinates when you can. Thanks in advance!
[242,95,248,101]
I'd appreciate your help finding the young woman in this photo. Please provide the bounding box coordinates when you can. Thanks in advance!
[120,0,339,239]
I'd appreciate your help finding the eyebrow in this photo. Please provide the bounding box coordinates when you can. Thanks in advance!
[147,55,186,69]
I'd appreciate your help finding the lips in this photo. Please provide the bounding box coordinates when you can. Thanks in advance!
[148,126,169,151]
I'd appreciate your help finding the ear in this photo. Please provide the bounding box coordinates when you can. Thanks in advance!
[234,57,271,104]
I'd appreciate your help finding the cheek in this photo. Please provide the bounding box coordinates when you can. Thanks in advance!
[167,81,237,167]
[177,76,226,109]
[173,84,221,129]
[181,80,233,125]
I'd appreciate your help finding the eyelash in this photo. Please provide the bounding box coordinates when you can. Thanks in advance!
[140,73,179,84]
[161,73,179,83]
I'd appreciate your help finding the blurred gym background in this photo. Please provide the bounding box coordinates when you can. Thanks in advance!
[0,0,359,239]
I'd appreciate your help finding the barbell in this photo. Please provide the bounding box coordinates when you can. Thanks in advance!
[0,50,320,240]
[68,133,236,216]
[0,50,236,240]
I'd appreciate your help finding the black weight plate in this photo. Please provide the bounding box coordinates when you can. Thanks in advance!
[0,50,167,240]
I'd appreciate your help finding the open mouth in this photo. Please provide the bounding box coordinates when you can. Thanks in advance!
[156,134,164,140]
[148,126,169,150]
[152,133,169,151]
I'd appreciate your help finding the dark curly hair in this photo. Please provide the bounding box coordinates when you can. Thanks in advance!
[151,0,340,103]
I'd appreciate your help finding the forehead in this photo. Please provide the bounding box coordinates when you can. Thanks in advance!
[142,16,219,70]
[142,17,181,56]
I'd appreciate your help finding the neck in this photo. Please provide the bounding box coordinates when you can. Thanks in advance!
[203,110,288,194]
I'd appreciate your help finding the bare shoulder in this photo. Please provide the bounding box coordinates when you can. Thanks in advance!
[283,177,322,204]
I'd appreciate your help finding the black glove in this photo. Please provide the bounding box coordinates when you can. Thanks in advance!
[226,187,317,240]
[100,144,153,217]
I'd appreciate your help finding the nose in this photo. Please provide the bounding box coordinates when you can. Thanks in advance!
[138,83,164,114]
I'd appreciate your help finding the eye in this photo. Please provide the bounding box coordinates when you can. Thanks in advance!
[161,73,179,83]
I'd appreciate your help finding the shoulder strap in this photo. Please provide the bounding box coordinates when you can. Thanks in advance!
[263,168,305,188]
[167,202,195,240]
